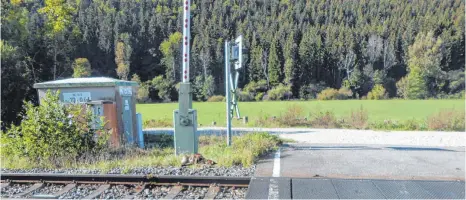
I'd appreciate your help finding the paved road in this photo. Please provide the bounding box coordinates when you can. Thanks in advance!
[256,143,465,180]
[246,177,465,199]
[251,143,465,199]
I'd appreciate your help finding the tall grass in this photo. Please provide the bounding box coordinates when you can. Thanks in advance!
[2,133,282,170]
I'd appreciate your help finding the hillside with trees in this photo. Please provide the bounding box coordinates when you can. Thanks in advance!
[2,0,465,127]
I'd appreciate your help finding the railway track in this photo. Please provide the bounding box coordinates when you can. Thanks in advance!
[0,173,250,199]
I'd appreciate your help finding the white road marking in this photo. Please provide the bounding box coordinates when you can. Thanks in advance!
[272,147,281,177]
[268,178,279,200]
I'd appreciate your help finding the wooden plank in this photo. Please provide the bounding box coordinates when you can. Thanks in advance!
[204,186,220,200]
[162,186,184,200]
[82,184,111,199]
[122,184,146,199]
[1,182,11,189]
[16,183,45,197]
[52,183,76,197]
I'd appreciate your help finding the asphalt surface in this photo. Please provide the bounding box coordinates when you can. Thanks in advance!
[256,143,465,180]
[251,143,465,199]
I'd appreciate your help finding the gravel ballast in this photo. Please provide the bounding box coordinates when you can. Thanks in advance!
[26,183,64,197]
[58,184,99,199]
[1,165,255,176]
[136,186,172,199]
[1,183,31,198]
[215,187,248,199]
[174,186,208,199]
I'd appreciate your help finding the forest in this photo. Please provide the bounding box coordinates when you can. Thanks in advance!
[1,0,465,128]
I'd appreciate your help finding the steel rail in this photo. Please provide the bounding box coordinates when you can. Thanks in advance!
[0,173,251,187]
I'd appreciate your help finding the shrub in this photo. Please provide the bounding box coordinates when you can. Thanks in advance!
[427,110,465,131]
[1,91,109,167]
[237,91,254,101]
[137,83,151,103]
[310,111,341,128]
[299,82,326,99]
[267,84,292,100]
[317,88,338,100]
[276,104,307,127]
[244,80,268,94]
[369,119,424,131]
[255,92,264,101]
[318,87,353,100]
[207,95,225,102]
[347,106,369,129]
[367,84,387,100]
[337,87,353,99]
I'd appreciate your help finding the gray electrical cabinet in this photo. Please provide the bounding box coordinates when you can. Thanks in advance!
[33,77,139,147]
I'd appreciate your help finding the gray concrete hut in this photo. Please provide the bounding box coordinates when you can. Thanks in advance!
[33,77,139,147]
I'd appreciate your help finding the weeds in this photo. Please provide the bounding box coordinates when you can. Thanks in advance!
[2,133,282,170]
[346,106,369,129]
[143,118,172,128]
[251,104,463,131]
[427,109,465,131]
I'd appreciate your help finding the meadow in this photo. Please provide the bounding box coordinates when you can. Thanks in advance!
[137,100,465,128]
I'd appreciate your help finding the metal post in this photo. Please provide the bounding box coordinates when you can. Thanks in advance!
[173,0,197,155]
[225,41,232,146]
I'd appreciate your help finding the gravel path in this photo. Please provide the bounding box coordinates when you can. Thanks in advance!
[174,186,208,199]
[26,183,64,197]
[1,183,31,198]
[275,128,465,147]
[136,185,172,199]
[58,184,99,199]
[145,127,465,147]
[215,187,248,199]
[1,165,255,177]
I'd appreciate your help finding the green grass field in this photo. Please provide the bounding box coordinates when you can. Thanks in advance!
[137,100,465,127]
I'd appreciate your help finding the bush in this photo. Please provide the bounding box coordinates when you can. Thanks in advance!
[266,84,292,100]
[1,91,109,167]
[207,95,225,102]
[276,104,307,127]
[299,82,326,99]
[255,92,264,101]
[427,110,465,131]
[317,87,353,100]
[137,83,151,103]
[244,80,268,94]
[317,88,339,100]
[369,119,424,131]
[309,111,341,128]
[367,84,387,100]
[237,90,254,101]
[347,106,369,129]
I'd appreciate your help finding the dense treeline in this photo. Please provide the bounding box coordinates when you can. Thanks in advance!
[2,0,465,127]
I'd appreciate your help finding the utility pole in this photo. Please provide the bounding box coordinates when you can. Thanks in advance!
[173,0,198,155]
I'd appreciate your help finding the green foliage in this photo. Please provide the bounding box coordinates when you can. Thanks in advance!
[143,118,172,128]
[268,41,281,87]
[237,91,254,102]
[317,87,353,100]
[266,84,292,101]
[199,132,281,167]
[244,80,268,94]
[1,91,109,168]
[151,75,174,102]
[367,84,387,100]
[38,0,76,35]
[72,58,91,78]
[299,82,326,99]
[255,92,265,101]
[207,95,225,102]
[115,33,132,80]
